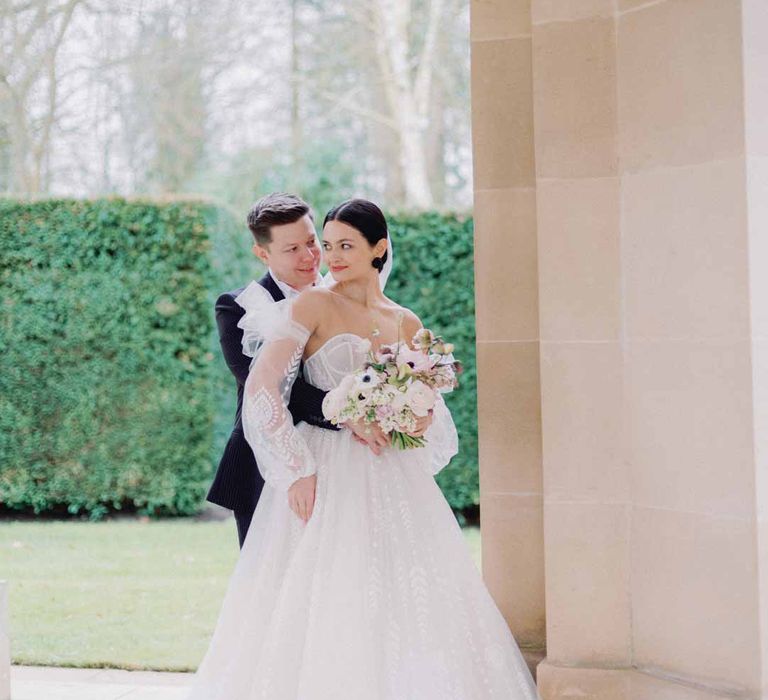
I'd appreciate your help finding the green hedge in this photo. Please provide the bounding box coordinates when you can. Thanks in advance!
[386,213,478,516]
[0,201,478,519]
[0,198,250,518]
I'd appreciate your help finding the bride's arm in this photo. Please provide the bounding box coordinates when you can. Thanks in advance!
[242,292,324,492]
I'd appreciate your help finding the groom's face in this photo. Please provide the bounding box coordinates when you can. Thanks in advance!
[253,214,322,290]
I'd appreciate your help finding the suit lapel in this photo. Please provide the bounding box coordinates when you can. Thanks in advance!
[257,272,285,302]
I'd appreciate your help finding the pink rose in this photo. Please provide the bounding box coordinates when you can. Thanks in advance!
[404,380,436,417]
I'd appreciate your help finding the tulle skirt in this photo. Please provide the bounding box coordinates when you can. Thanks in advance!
[187,426,539,700]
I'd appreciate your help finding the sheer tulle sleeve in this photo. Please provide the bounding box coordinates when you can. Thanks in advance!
[424,393,458,476]
[235,281,285,363]
[236,282,316,491]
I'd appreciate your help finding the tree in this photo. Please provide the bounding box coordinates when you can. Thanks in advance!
[0,0,82,194]
[370,0,443,209]
[128,6,207,193]
[0,0,472,209]
[300,0,469,210]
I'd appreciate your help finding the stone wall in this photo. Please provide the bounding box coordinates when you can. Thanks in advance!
[471,1,768,698]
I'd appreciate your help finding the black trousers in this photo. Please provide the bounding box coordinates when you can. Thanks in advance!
[234,506,256,549]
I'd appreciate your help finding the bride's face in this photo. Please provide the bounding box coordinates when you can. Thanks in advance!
[322,221,386,282]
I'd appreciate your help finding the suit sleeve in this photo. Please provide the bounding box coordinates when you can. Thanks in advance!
[215,292,251,386]
[288,375,340,430]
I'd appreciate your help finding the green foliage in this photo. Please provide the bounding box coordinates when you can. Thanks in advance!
[386,212,478,514]
[0,201,477,518]
[0,198,251,518]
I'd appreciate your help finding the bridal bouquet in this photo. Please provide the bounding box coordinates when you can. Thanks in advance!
[321,329,461,449]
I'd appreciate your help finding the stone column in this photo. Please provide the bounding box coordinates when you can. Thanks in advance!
[529,0,768,698]
[619,1,762,697]
[470,0,546,670]
[530,2,631,697]
[744,1,768,692]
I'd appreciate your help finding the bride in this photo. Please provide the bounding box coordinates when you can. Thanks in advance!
[187,199,540,700]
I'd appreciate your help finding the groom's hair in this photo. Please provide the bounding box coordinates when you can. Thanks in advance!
[247,193,312,247]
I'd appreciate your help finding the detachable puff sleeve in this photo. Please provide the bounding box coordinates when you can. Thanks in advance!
[423,393,458,476]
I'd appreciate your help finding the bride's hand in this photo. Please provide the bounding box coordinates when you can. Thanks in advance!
[345,418,388,455]
[409,410,434,438]
[288,474,317,522]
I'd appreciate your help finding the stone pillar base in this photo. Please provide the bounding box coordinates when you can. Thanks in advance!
[520,647,546,681]
[537,662,746,700]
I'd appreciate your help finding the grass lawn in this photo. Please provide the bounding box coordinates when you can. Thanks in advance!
[0,517,481,672]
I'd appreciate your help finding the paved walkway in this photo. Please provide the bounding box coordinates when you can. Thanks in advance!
[10,665,192,700]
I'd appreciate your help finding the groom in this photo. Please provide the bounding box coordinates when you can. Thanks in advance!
[208,193,386,547]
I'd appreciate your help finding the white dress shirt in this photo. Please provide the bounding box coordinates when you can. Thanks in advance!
[268,268,323,301]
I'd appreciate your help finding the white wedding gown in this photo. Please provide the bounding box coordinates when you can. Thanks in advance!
[187,305,540,699]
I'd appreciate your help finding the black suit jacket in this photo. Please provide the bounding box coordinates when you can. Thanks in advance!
[207,272,337,513]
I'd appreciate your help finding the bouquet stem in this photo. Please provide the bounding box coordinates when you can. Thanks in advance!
[390,431,426,450]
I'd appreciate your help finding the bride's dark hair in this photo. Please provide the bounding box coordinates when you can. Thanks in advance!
[323,199,388,271]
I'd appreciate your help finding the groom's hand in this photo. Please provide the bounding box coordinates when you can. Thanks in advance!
[345,418,388,455]
[288,474,317,522]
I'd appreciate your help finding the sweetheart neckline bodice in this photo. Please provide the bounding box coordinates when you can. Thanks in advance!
[303,332,369,363]
[302,333,372,392]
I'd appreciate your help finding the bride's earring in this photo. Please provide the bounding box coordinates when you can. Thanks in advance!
[371,256,384,271]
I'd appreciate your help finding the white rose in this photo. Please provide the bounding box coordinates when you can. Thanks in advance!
[404,380,436,417]
[322,386,347,421]
[323,374,356,420]
[390,386,408,412]
[338,373,357,395]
